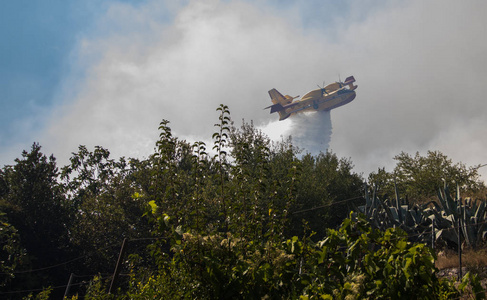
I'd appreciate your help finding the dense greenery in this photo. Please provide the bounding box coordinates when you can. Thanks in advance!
[85,214,471,299]
[0,105,485,299]
[369,151,484,203]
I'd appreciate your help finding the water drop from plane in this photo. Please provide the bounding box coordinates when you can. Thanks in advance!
[286,110,332,155]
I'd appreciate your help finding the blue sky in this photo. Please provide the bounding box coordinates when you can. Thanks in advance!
[1,1,94,146]
[1,0,487,180]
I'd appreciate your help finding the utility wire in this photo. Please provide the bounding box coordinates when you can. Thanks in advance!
[0,275,112,295]
[129,236,166,242]
[0,238,130,276]
[292,196,364,214]
[0,256,85,275]
[0,236,165,276]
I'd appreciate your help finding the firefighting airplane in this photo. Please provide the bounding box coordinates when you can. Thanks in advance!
[265,76,357,121]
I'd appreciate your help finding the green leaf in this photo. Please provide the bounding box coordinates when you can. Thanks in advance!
[175,225,183,236]
[148,200,158,215]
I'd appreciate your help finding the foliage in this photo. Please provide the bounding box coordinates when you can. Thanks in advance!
[291,152,363,238]
[0,212,26,287]
[433,185,487,249]
[1,143,69,257]
[359,182,487,251]
[300,214,460,299]
[61,146,152,273]
[0,143,71,297]
[83,275,113,300]
[23,287,52,300]
[369,151,484,203]
[0,106,485,298]
[104,213,467,299]
[357,183,433,242]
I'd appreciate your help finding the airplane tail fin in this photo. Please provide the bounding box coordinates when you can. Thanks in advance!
[268,88,293,105]
[265,89,294,121]
[266,88,294,121]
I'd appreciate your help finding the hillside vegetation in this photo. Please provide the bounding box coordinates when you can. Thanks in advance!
[1,105,486,299]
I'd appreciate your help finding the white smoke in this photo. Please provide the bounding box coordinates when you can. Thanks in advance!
[4,0,483,181]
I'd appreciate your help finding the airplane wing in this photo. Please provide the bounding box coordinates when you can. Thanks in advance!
[300,89,322,102]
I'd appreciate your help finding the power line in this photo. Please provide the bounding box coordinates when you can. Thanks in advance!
[0,236,164,276]
[129,236,166,242]
[0,275,112,295]
[0,240,124,276]
[0,256,85,276]
[292,196,364,214]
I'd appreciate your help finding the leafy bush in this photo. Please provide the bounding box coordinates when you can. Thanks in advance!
[115,213,467,299]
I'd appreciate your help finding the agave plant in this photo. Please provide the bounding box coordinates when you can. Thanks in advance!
[432,184,487,249]
[356,183,487,249]
[356,183,432,243]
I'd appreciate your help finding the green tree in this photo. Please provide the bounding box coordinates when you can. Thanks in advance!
[61,106,481,299]
[86,213,467,299]
[0,143,70,296]
[61,146,152,273]
[0,212,26,288]
[229,120,284,241]
[61,145,120,206]
[369,150,483,203]
[301,214,462,299]
[290,152,363,238]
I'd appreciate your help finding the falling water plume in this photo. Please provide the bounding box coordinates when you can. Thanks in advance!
[285,110,332,155]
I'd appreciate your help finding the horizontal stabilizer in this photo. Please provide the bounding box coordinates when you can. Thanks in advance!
[344,76,355,85]
[264,103,285,113]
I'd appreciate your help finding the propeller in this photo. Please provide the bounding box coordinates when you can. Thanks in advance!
[317,81,327,95]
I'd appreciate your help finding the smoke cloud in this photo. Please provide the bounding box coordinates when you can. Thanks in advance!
[13,0,485,180]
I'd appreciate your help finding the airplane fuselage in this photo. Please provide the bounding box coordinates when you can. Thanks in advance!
[266,76,357,121]
[285,88,356,117]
